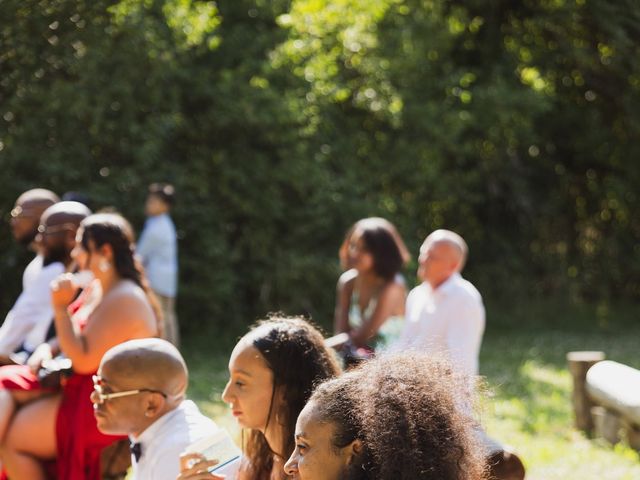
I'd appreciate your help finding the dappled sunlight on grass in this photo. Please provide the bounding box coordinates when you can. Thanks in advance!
[482,328,640,479]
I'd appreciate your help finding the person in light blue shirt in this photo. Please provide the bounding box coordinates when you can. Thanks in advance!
[137,183,179,345]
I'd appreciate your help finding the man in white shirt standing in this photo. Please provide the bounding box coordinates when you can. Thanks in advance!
[0,200,91,360]
[137,183,179,345]
[92,338,225,480]
[394,229,485,376]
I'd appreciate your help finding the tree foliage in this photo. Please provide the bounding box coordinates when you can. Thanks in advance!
[1,0,639,332]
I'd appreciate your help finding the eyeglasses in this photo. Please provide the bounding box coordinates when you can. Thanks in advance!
[10,205,38,219]
[37,223,77,236]
[92,375,167,405]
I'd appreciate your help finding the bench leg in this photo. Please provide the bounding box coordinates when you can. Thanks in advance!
[624,423,640,451]
[591,406,622,444]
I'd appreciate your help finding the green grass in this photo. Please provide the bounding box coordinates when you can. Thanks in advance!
[183,301,640,479]
[480,324,640,480]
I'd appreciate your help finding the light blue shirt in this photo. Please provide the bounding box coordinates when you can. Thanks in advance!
[137,213,178,297]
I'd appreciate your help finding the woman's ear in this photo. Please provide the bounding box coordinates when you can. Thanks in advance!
[273,386,288,425]
[346,439,364,465]
[99,243,114,262]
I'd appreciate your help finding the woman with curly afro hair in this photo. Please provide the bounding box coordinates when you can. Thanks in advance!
[284,352,487,480]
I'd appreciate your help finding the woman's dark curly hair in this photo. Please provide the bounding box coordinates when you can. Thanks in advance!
[243,316,341,480]
[308,353,486,480]
[80,213,162,336]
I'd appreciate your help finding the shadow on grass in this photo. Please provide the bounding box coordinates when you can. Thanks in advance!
[481,324,640,438]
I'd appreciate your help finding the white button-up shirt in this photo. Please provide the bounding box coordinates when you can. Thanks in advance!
[130,400,234,480]
[393,273,485,376]
[0,256,64,355]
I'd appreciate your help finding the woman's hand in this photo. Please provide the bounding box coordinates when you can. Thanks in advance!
[27,343,53,374]
[178,452,224,479]
[50,273,79,311]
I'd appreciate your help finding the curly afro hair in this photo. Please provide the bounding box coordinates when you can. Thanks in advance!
[307,352,487,479]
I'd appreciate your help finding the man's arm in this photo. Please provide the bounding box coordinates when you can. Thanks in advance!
[136,220,167,263]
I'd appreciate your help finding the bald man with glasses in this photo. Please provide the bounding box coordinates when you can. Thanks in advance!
[92,339,221,480]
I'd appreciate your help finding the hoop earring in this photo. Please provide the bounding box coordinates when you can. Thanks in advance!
[99,259,111,272]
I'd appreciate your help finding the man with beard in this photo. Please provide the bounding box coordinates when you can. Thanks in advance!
[0,199,90,360]
[8,189,60,290]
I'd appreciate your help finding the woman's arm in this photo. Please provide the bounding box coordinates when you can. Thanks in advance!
[349,281,406,347]
[52,278,155,374]
[334,270,356,335]
[68,296,154,374]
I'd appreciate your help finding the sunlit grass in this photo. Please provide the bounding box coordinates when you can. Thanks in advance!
[481,325,640,479]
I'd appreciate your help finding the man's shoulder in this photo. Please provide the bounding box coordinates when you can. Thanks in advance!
[172,400,218,438]
[408,282,429,299]
[151,402,218,454]
[22,261,64,293]
[156,214,176,232]
[447,275,483,304]
[22,254,43,287]
[39,261,65,277]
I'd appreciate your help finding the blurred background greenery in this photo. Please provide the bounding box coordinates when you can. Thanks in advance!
[1,0,639,334]
[3,1,640,477]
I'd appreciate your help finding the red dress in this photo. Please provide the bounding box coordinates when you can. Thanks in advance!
[0,285,127,479]
[0,365,53,480]
[54,286,128,480]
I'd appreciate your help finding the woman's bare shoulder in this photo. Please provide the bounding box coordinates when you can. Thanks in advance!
[98,281,153,320]
[380,277,407,300]
[104,280,147,303]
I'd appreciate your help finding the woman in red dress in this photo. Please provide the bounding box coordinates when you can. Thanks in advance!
[0,213,160,479]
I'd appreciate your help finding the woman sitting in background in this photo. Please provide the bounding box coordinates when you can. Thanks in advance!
[284,352,487,480]
[334,218,409,360]
[0,213,160,480]
[179,317,341,480]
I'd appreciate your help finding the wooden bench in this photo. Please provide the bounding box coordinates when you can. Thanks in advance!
[567,351,640,450]
[586,360,640,449]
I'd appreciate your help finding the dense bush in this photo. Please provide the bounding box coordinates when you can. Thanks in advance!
[1,0,638,334]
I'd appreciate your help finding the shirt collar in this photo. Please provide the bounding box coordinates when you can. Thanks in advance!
[130,400,187,448]
[432,272,462,296]
[147,213,168,222]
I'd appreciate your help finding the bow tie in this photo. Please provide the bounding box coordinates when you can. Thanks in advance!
[130,442,142,462]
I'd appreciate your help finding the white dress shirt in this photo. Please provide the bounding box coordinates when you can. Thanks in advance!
[393,273,485,376]
[22,254,43,290]
[136,213,178,297]
[130,400,229,480]
[0,258,64,355]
